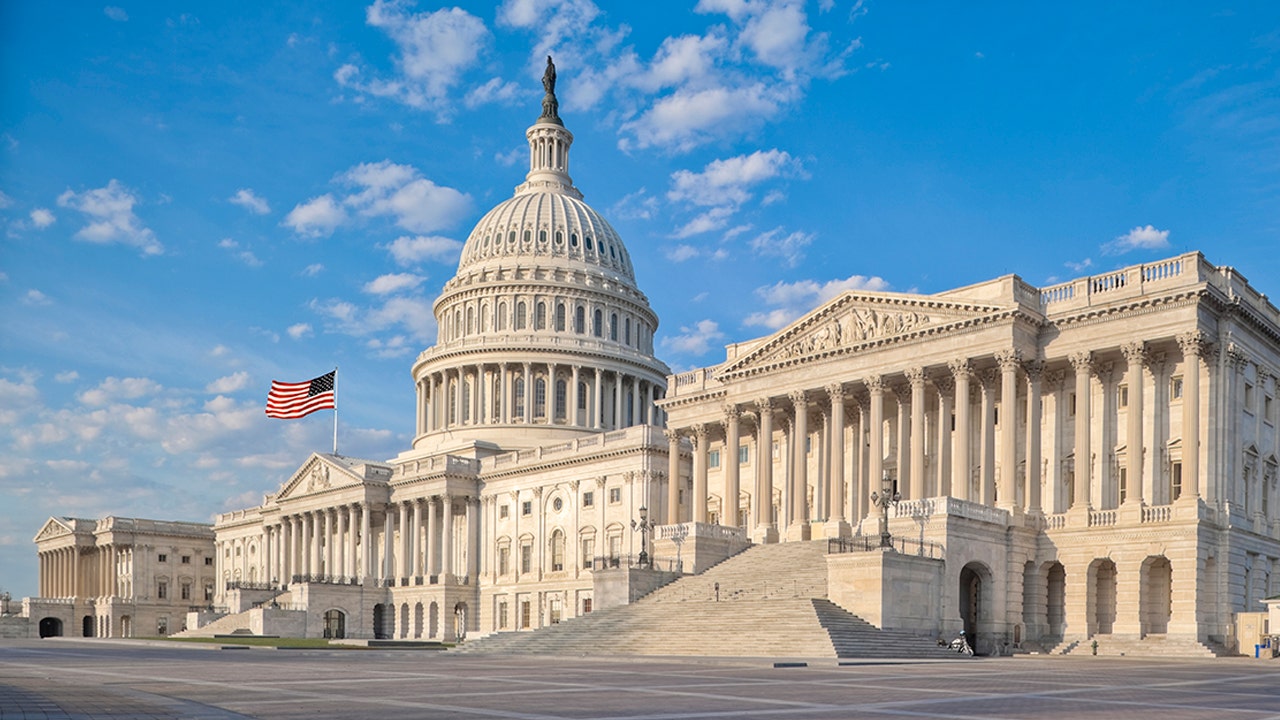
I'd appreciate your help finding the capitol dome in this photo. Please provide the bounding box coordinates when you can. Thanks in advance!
[408,59,670,456]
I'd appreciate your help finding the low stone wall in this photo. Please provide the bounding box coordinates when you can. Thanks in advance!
[594,567,682,609]
[0,616,32,638]
[826,549,944,635]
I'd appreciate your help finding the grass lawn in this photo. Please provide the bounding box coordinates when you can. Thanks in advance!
[143,636,351,649]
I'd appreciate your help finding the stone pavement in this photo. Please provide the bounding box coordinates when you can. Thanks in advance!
[1,639,1278,719]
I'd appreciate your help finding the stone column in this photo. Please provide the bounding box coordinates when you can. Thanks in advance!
[826,384,849,537]
[427,496,439,577]
[499,365,509,424]
[523,363,533,424]
[467,497,479,579]
[788,390,811,540]
[1122,341,1147,507]
[410,499,422,577]
[949,360,973,502]
[454,369,463,427]
[979,369,998,506]
[665,430,682,524]
[996,349,1022,510]
[631,378,641,428]
[441,495,454,580]
[381,505,394,580]
[754,398,778,542]
[571,365,581,427]
[322,509,333,577]
[867,376,885,516]
[692,423,709,524]
[906,367,927,500]
[593,368,603,430]
[1070,351,1094,510]
[397,502,409,580]
[723,405,741,528]
[1177,331,1205,501]
[894,383,910,497]
[360,503,372,581]
[614,372,624,429]
[305,512,318,576]
[934,375,954,497]
[1025,360,1044,514]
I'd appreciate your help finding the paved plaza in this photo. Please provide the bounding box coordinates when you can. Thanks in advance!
[0,640,1277,720]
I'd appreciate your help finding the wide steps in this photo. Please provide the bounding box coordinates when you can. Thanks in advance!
[1055,635,1224,658]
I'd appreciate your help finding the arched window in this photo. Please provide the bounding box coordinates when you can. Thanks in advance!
[550,530,565,572]
[570,233,579,247]
[448,381,457,425]
[516,302,527,330]
[586,236,594,251]
[555,304,566,332]
[523,229,531,243]
[508,230,516,244]
[514,378,526,418]
[578,382,588,410]
[610,313,619,341]
[462,379,471,423]
[555,230,563,245]
[555,379,567,420]
[466,306,474,335]
[492,376,502,419]
[534,378,547,419]
[574,306,585,334]
[497,302,507,331]
[480,305,488,333]
[535,301,547,330]
[593,309,603,337]
[539,230,547,243]
[625,317,631,345]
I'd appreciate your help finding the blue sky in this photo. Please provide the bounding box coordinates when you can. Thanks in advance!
[2,1,1278,598]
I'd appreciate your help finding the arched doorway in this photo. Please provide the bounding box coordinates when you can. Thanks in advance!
[1090,558,1117,635]
[958,561,992,650]
[323,609,346,639]
[399,603,410,639]
[428,602,439,639]
[120,615,132,638]
[1141,556,1172,635]
[454,602,468,641]
[38,617,63,638]
[372,603,388,640]
[1045,562,1066,641]
[1021,561,1040,639]
[82,615,94,638]
[414,602,424,639]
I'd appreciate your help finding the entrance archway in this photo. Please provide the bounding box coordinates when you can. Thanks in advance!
[1090,558,1117,635]
[429,602,439,639]
[1045,562,1066,641]
[454,602,468,641]
[120,615,132,638]
[1141,556,1172,635]
[958,561,992,649]
[323,609,346,639]
[372,603,388,639]
[82,615,94,637]
[38,617,63,638]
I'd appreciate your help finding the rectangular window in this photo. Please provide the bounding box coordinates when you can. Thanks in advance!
[157,581,168,599]
[608,535,622,562]
[520,543,532,574]
[581,537,594,568]
[1069,393,1077,417]
[1118,466,1128,504]
[180,555,191,564]
[1170,376,1183,400]
[498,600,509,630]
[582,491,594,508]
[522,500,532,516]
[1266,396,1275,424]
[500,504,510,519]
[498,546,510,576]
[738,444,749,465]
[1118,384,1129,408]
[157,617,168,635]
[1171,462,1183,501]
[582,597,593,614]
[203,557,212,566]
[609,487,621,504]
[520,600,531,629]
[708,450,720,469]
[204,583,214,601]
[180,583,191,600]
[158,554,168,563]
[1245,382,1255,411]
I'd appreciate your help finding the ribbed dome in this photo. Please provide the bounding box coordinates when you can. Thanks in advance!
[457,190,634,281]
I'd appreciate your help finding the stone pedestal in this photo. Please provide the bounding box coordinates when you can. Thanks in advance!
[593,566,682,609]
[826,549,943,633]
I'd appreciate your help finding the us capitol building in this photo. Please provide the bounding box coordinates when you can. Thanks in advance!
[17,63,1280,657]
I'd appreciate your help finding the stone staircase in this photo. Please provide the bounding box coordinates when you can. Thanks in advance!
[173,588,295,639]
[1052,634,1226,658]
[457,541,959,659]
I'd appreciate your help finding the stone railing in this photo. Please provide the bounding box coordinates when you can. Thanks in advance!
[653,521,748,542]
[1043,513,1067,530]
[827,536,944,559]
[589,554,683,573]
[888,495,1010,526]
[1142,505,1173,523]
[395,454,480,478]
[665,365,724,398]
[1038,252,1207,312]
[484,425,663,471]
[1089,509,1117,527]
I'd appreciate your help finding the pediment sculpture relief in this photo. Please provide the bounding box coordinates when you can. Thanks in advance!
[306,463,331,492]
[777,308,932,360]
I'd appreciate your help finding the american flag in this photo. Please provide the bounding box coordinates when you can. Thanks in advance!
[265,371,336,419]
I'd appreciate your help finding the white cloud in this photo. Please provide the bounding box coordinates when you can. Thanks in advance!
[672,207,735,239]
[302,263,325,277]
[283,194,346,237]
[310,294,437,348]
[494,147,524,167]
[286,323,313,340]
[104,6,128,22]
[748,227,813,266]
[78,377,163,407]
[620,83,789,152]
[364,272,425,295]
[29,208,55,228]
[661,319,725,356]
[0,191,12,208]
[498,0,602,64]
[217,238,263,267]
[665,244,701,262]
[56,179,162,255]
[465,77,522,108]
[286,162,470,238]
[229,188,271,215]
[54,371,80,383]
[21,289,51,306]
[1103,224,1170,254]
[205,371,251,394]
[668,149,802,207]
[337,2,491,119]
[744,273,890,329]
[384,234,463,266]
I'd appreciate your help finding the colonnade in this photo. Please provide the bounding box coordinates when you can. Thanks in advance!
[666,336,1211,537]
[261,496,481,585]
[417,362,663,435]
[37,545,131,599]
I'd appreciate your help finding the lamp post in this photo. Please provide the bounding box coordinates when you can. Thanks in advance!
[870,474,901,549]
[631,506,655,569]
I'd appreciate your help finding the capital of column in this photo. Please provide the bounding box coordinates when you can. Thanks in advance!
[979,368,999,390]
[947,358,973,379]
[1043,369,1065,390]
[1176,330,1208,359]
[932,373,954,394]
[722,403,741,424]
[1068,350,1094,374]
[663,428,682,444]
[904,366,926,386]
[892,381,911,402]
[789,389,809,409]
[1023,358,1045,380]
[1121,340,1148,366]
[995,348,1022,371]
[1226,343,1248,370]
[693,422,708,440]
[825,383,845,402]
[865,374,885,394]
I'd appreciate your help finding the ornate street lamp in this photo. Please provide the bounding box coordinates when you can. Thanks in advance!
[631,506,656,569]
[870,474,901,549]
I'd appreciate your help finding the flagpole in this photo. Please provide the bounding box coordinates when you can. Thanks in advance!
[332,366,339,456]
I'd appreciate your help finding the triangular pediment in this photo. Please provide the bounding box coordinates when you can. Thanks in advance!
[277,453,367,501]
[32,517,75,543]
[719,291,1010,377]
